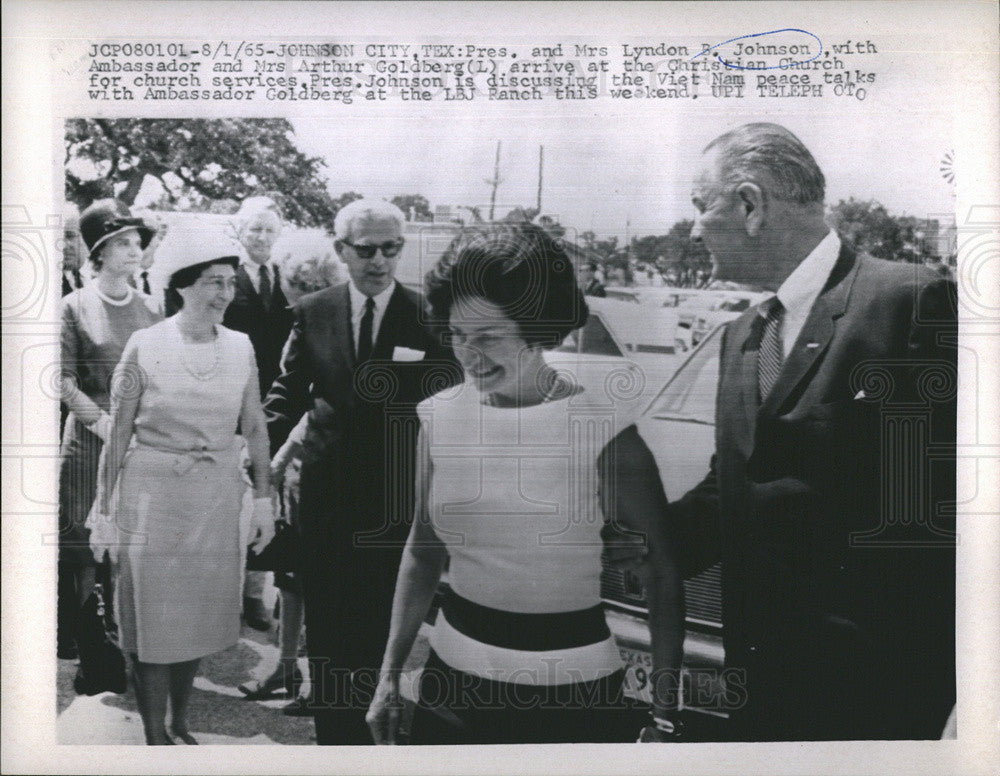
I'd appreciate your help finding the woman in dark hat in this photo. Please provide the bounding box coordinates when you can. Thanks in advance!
[90,224,276,744]
[366,222,685,744]
[58,199,161,667]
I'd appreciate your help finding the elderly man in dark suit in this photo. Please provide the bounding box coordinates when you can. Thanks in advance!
[264,198,458,745]
[218,197,296,630]
[227,197,295,399]
[664,123,956,740]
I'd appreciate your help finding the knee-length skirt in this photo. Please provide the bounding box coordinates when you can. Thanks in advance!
[113,445,245,664]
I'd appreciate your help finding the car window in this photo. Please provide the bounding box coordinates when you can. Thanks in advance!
[718,298,751,312]
[558,312,625,357]
[646,324,722,424]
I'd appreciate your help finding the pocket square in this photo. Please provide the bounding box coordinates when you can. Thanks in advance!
[393,346,425,362]
[854,389,868,400]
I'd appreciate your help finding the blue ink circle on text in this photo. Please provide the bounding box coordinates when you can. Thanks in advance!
[691,29,823,71]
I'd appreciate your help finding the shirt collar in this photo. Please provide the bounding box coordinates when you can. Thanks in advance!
[773,229,841,317]
[241,258,276,277]
[348,279,396,317]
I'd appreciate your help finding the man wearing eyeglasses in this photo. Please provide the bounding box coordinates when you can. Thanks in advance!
[264,198,459,745]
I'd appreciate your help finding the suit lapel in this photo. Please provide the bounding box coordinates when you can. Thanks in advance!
[371,284,413,359]
[758,244,860,418]
[332,283,354,367]
[235,265,265,314]
[731,311,765,443]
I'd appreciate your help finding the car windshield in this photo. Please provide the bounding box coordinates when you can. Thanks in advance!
[645,325,722,424]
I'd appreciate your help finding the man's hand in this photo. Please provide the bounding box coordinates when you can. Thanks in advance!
[270,455,290,491]
[87,412,113,443]
[249,496,276,555]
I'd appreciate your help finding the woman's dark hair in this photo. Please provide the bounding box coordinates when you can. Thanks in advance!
[425,222,587,348]
[165,257,239,312]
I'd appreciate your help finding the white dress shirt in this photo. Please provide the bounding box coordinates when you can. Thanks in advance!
[773,230,842,359]
[348,280,396,355]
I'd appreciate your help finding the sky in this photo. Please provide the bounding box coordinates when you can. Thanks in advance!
[287,102,957,240]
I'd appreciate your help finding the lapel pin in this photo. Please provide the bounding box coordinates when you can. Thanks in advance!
[805,342,821,349]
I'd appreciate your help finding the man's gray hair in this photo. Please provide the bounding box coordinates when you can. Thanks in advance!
[333,199,405,241]
[705,123,825,205]
[235,196,282,232]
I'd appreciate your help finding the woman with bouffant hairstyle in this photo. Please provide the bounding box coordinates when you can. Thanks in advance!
[367,222,685,744]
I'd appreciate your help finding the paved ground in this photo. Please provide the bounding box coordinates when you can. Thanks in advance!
[57,583,428,745]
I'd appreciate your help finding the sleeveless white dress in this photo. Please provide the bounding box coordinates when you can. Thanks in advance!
[418,374,640,686]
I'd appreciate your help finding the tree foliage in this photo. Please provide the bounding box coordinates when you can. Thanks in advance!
[65,119,340,229]
[631,219,712,285]
[391,194,434,222]
[578,231,622,263]
[827,198,928,262]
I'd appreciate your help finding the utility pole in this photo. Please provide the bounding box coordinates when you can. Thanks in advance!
[486,141,502,222]
[536,145,544,213]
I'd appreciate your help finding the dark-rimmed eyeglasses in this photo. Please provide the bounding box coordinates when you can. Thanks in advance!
[342,238,404,259]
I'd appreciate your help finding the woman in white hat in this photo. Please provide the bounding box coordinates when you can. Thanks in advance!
[90,224,276,744]
[59,200,161,669]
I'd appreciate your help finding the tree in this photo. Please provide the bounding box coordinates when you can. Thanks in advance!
[391,194,433,222]
[827,198,922,262]
[534,214,566,240]
[501,205,540,223]
[576,231,620,262]
[331,191,364,213]
[631,219,712,286]
[456,205,484,224]
[65,119,340,229]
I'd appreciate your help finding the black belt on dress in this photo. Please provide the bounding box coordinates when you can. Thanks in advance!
[441,587,610,652]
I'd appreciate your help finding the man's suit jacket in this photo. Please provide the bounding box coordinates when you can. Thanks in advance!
[264,282,459,541]
[222,265,294,398]
[670,245,957,740]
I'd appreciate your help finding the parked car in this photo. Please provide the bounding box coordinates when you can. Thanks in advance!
[603,323,731,729]
[676,291,768,346]
[584,295,687,357]
[555,298,681,407]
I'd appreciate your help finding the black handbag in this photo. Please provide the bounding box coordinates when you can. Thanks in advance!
[74,582,128,695]
[246,519,299,574]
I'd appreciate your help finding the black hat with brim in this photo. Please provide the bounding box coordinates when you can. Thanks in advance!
[79,199,155,260]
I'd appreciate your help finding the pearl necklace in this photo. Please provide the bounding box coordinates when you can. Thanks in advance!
[176,320,221,381]
[93,283,133,307]
[482,372,574,408]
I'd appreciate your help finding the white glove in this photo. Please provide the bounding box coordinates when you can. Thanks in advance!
[87,412,113,443]
[249,496,276,555]
[86,501,118,563]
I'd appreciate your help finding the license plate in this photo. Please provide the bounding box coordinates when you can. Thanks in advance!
[618,645,653,704]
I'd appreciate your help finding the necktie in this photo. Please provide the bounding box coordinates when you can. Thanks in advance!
[72,269,83,289]
[357,297,375,363]
[258,264,272,312]
[757,298,784,400]
[140,271,150,295]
